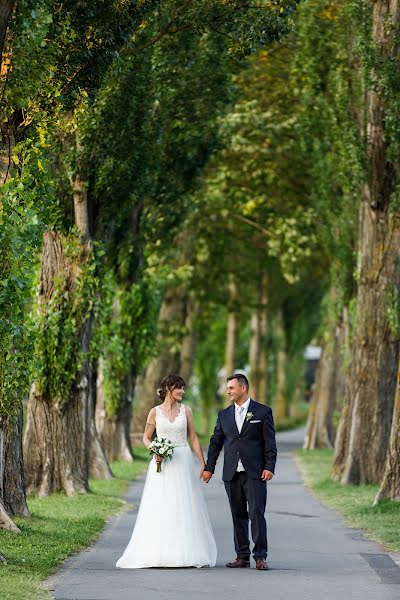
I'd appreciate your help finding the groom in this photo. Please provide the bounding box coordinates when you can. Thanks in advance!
[202,374,277,570]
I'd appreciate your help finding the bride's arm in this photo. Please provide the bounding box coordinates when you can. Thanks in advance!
[142,408,156,449]
[185,405,206,470]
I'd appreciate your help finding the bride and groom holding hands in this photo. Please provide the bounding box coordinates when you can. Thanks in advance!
[116,372,277,571]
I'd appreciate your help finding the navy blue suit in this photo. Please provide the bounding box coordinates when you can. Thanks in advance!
[205,399,277,560]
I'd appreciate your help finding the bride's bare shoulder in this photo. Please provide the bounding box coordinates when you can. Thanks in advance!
[147,406,157,422]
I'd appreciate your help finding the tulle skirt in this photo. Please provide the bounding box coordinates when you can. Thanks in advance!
[116,445,217,568]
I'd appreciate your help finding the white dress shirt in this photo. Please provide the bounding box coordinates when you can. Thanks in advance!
[235,397,251,472]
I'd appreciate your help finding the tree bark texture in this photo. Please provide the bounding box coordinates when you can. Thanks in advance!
[179,297,197,384]
[274,309,288,419]
[24,376,90,496]
[304,304,347,450]
[23,138,102,494]
[0,407,29,516]
[374,357,400,503]
[331,372,353,480]
[303,342,335,449]
[0,3,31,531]
[333,1,400,485]
[95,359,134,463]
[248,274,269,404]
[88,365,114,478]
[0,497,19,532]
[0,0,16,60]
[248,309,261,398]
[1,3,27,184]
[23,220,90,497]
[0,407,28,532]
[257,277,268,405]
[224,278,237,387]
[73,143,113,479]
[24,131,112,492]
[224,310,236,378]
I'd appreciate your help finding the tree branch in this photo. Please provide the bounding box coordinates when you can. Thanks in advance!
[233,214,270,236]
[122,1,266,55]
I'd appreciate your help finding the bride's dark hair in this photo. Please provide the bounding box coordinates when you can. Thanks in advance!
[157,374,186,402]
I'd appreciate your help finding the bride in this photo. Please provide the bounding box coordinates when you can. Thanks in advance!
[116,374,217,568]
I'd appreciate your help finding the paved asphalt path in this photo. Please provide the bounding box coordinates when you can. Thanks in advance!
[47,427,400,600]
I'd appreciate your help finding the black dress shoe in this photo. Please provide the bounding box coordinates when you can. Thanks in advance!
[255,558,269,570]
[226,557,250,568]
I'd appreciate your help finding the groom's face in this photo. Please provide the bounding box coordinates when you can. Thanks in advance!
[227,379,247,404]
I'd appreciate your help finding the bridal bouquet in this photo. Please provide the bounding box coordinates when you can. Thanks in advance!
[148,437,175,473]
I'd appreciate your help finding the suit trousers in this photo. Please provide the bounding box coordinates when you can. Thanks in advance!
[224,471,268,560]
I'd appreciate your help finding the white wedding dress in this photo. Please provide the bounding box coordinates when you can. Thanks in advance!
[116,403,217,568]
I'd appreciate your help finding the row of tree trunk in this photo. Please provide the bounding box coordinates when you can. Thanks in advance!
[131,288,197,439]
[0,2,29,531]
[304,300,347,450]
[24,146,113,496]
[223,274,290,415]
[304,1,400,502]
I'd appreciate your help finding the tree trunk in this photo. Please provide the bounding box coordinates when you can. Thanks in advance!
[93,286,134,466]
[257,275,269,405]
[23,135,104,495]
[331,373,353,480]
[341,207,400,484]
[95,359,134,463]
[304,300,347,450]
[88,365,114,477]
[224,278,237,381]
[333,2,400,485]
[0,408,28,532]
[0,0,16,59]
[303,371,320,449]
[374,357,400,503]
[1,0,25,185]
[0,498,19,532]
[24,377,89,496]
[334,305,348,419]
[331,304,352,480]
[0,408,29,516]
[0,3,31,532]
[275,349,287,419]
[179,297,197,384]
[248,295,269,404]
[274,309,288,419]
[248,309,260,399]
[74,145,112,480]
[333,209,400,483]
[224,311,236,377]
[130,286,185,439]
[303,342,335,449]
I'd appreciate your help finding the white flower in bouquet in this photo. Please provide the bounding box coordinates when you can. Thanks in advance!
[149,437,175,473]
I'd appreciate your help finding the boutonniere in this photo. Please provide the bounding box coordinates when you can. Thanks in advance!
[245,412,254,422]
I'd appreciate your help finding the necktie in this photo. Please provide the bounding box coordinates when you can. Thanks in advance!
[237,406,245,427]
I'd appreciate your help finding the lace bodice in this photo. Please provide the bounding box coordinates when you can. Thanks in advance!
[155,403,188,446]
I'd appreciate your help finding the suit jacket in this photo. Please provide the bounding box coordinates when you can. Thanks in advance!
[205,399,277,481]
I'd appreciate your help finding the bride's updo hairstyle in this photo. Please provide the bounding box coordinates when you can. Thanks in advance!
[157,374,185,402]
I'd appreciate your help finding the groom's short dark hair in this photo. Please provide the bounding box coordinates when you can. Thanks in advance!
[227,373,249,390]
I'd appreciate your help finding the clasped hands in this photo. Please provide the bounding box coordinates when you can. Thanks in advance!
[200,469,273,483]
[156,458,273,482]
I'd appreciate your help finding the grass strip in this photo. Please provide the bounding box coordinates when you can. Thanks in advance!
[0,448,149,600]
[297,448,400,553]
